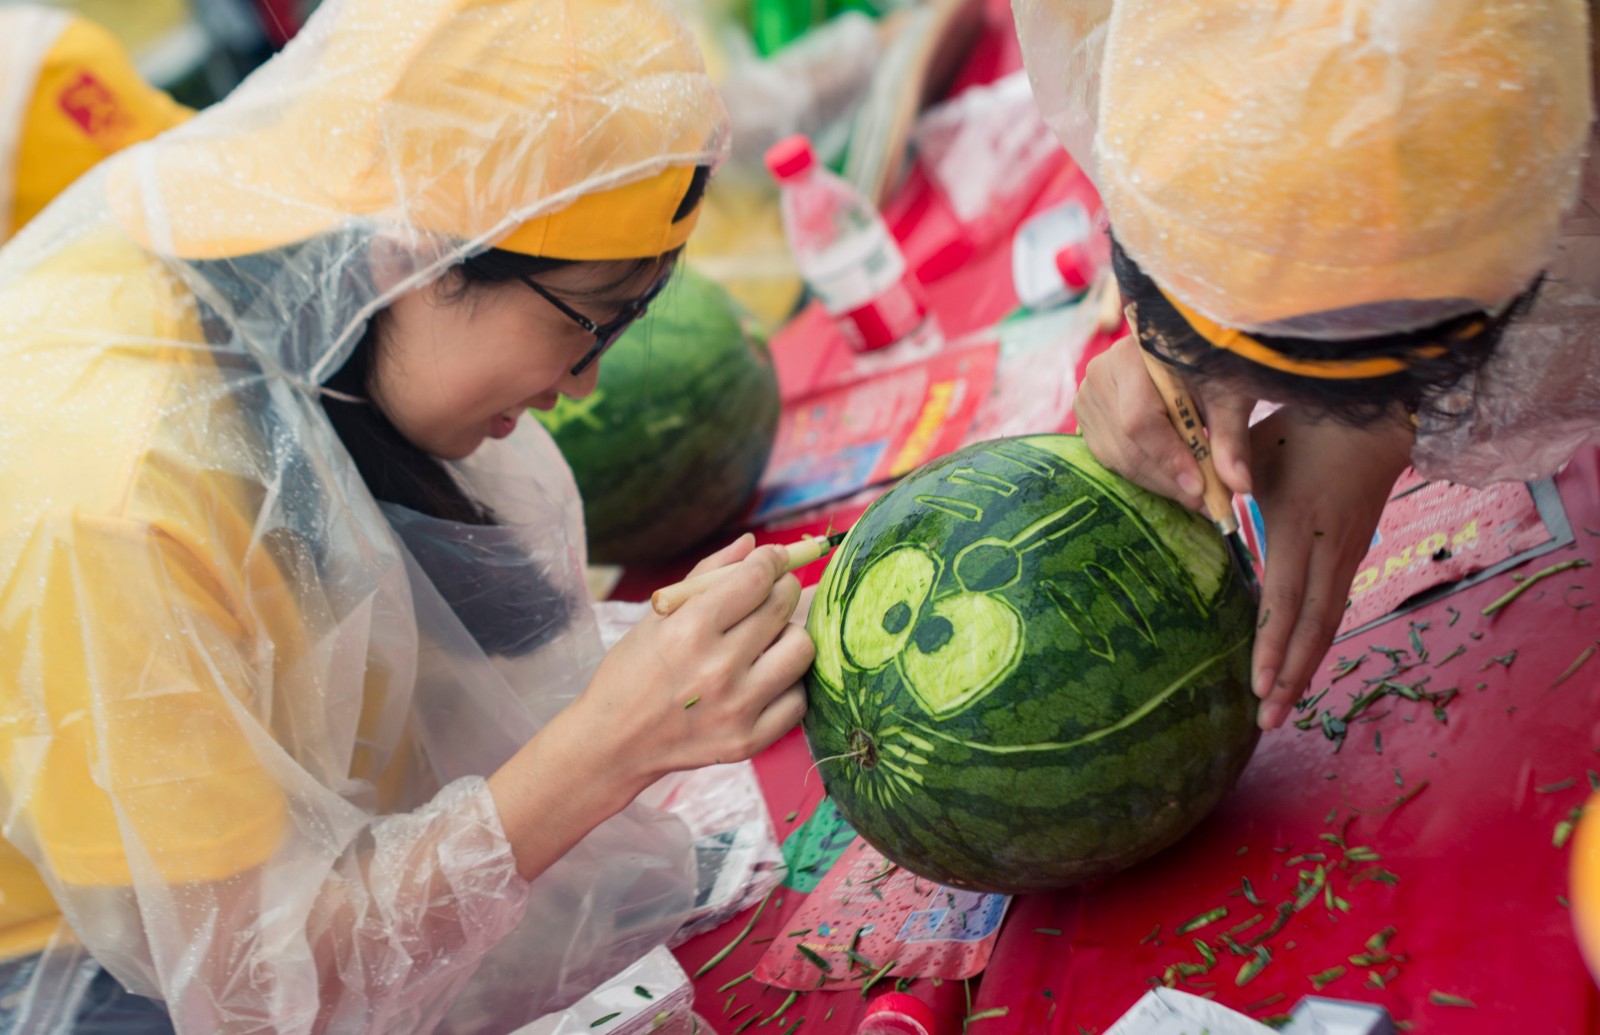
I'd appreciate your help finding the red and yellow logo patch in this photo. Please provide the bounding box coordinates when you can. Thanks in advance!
[56,71,135,148]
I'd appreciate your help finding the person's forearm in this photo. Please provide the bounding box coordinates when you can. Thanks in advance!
[487,707,649,882]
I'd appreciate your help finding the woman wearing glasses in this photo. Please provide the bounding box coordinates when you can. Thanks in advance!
[0,0,811,1032]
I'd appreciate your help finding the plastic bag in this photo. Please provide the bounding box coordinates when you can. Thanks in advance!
[641,762,786,947]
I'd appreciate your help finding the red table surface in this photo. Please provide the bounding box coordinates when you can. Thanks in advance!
[637,2,1600,1031]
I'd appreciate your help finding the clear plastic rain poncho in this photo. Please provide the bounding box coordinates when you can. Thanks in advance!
[0,0,728,1031]
[1012,0,1600,486]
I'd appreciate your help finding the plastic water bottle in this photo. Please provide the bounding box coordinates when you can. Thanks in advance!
[766,134,940,354]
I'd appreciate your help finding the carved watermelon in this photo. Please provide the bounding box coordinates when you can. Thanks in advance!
[803,434,1259,893]
[534,269,780,565]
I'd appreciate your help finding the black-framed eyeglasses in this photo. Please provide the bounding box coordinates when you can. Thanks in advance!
[523,274,670,377]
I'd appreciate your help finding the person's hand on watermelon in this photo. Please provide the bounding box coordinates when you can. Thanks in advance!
[1076,332,1256,514]
[568,534,814,790]
[1076,337,1411,731]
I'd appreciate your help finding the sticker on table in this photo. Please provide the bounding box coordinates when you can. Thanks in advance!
[754,838,1010,991]
[896,890,1007,944]
[780,797,858,894]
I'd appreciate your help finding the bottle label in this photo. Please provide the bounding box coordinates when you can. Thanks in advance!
[839,271,931,352]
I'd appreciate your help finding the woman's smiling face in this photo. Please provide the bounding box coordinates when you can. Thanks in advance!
[370,258,670,460]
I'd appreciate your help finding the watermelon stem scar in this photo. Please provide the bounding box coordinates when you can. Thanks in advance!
[849,728,879,768]
[806,734,878,783]
[886,635,1251,756]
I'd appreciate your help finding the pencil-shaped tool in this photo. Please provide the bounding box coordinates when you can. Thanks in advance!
[1129,304,1256,575]
[651,531,847,617]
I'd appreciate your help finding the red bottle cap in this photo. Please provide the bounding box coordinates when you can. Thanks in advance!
[1054,241,1092,293]
[857,991,936,1035]
[766,135,817,183]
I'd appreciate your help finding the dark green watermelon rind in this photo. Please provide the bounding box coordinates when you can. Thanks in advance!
[803,623,1254,893]
[579,339,778,562]
[802,435,1260,893]
[1020,434,1232,605]
[535,271,781,565]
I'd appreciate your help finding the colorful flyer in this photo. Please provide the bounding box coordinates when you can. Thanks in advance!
[1235,472,1574,641]
[751,341,998,523]
[754,837,1010,991]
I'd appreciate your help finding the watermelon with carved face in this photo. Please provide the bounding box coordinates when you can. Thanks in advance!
[803,435,1259,893]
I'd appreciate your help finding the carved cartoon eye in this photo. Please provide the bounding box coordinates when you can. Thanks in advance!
[841,544,939,672]
[897,591,1023,719]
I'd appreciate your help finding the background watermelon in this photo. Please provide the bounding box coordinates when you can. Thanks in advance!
[803,434,1260,893]
[534,268,781,565]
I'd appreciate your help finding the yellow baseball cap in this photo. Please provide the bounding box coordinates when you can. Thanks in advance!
[1098,0,1591,338]
[13,11,191,235]
[109,0,724,262]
